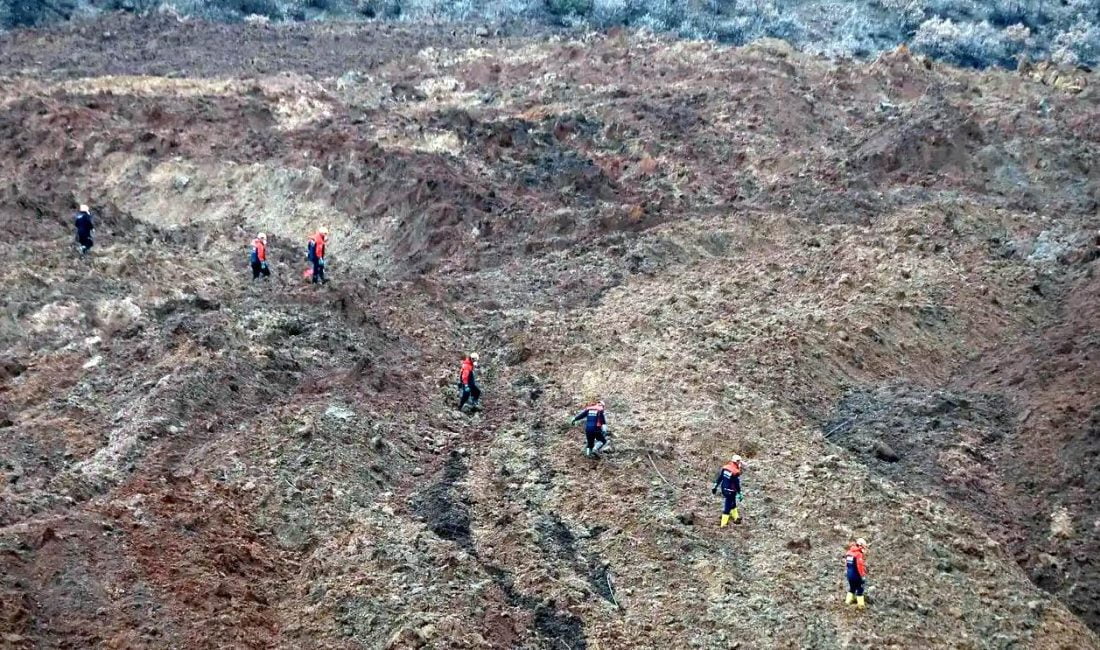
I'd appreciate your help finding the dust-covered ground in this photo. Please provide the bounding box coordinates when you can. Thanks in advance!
[0,14,1099,649]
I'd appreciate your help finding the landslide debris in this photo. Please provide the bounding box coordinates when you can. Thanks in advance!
[0,15,1098,650]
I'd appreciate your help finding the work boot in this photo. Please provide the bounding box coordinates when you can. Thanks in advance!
[720,514,730,527]
[585,448,592,458]
[732,507,741,524]
[594,440,608,454]
[856,595,866,610]
[845,593,855,605]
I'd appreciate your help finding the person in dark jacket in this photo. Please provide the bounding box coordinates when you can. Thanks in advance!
[571,399,609,457]
[74,204,94,256]
[712,455,744,527]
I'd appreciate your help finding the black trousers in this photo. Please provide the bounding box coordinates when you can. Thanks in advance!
[722,489,740,514]
[312,259,326,283]
[585,428,607,451]
[847,572,864,596]
[459,383,481,408]
[252,261,270,279]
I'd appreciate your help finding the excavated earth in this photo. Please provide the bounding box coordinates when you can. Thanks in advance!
[1,14,1099,650]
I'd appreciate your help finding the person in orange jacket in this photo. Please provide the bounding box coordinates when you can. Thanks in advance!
[458,352,481,410]
[250,233,270,280]
[307,227,329,284]
[712,454,744,527]
[845,538,869,609]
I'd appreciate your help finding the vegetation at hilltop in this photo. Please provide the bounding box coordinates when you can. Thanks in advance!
[3,0,1099,68]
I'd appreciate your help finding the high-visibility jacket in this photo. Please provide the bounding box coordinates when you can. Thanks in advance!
[459,358,476,386]
[845,544,867,578]
[251,238,267,263]
[572,403,607,434]
[714,460,742,492]
[308,232,326,261]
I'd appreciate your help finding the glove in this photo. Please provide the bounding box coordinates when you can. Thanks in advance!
[737,492,745,502]
[261,262,269,270]
[319,258,326,268]
[711,487,717,495]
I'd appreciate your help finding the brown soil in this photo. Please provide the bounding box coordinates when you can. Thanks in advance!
[0,15,1098,649]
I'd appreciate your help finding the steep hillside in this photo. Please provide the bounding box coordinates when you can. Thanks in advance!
[0,15,1098,649]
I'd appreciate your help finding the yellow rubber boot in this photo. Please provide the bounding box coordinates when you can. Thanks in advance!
[720,514,730,527]
[845,593,855,605]
[856,595,866,610]
[731,507,740,523]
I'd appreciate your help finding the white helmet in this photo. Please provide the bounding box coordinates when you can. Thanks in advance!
[79,204,90,212]
[855,538,868,548]
[731,454,742,464]
[469,352,479,361]
[257,232,267,240]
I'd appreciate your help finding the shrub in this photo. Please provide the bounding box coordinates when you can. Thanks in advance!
[707,1,804,47]
[1,0,76,28]
[985,0,1051,30]
[236,0,283,18]
[546,0,592,18]
[1049,21,1100,67]
[911,17,1029,68]
[356,0,401,18]
[103,0,162,11]
[398,0,483,21]
[590,0,628,27]
[642,0,686,31]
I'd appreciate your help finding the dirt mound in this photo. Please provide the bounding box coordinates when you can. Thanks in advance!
[851,110,985,184]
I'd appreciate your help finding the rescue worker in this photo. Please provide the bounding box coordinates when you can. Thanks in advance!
[307,227,329,284]
[250,233,270,280]
[711,454,743,526]
[74,204,94,256]
[844,538,869,610]
[458,352,481,410]
[570,399,609,457]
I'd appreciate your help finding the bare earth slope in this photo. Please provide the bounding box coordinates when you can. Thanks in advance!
[0,15,1098,650]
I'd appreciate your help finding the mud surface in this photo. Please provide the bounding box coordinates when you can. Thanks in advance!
[0,15,1098,650]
